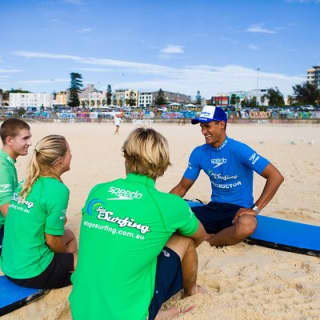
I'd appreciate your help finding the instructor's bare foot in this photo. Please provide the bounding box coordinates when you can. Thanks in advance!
[183,285,207,298]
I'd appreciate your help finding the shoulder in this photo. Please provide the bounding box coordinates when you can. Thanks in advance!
[88,178,124,196]
[227,138,253,153]
[154,190,189,210]
[190,144,210,155]
[37,177,69,196]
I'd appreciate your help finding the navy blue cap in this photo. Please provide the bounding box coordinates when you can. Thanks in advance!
[191,106,227,124]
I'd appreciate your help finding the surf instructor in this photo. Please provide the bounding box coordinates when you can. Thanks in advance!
[170,105,284,247]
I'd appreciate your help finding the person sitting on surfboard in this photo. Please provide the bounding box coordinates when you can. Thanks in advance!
[1,135,77,289]
[70,128,207,320]
[170,105,284,247]
[0,119,32,255]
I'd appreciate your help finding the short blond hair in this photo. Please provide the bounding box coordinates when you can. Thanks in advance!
[122,128,170,179]
[20,135,67,198]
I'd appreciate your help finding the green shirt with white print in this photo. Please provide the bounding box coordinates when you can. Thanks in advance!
[1,177,69,279]
[0,150,18,228]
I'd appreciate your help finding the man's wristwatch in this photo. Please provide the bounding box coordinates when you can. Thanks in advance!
[251,205,261,214]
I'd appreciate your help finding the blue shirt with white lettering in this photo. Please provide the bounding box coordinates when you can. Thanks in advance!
[184,137,269,208]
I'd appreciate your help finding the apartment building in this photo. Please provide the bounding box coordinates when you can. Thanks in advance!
[138,92,153,107]
[307,66,320,88]
[9,93,52,108]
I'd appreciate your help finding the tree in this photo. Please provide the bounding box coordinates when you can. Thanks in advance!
[107,84,112,105]
[247,97,257,108]
[287,95,294,105]
[18,107,26,117]
[292,82,320,105]
[230,94,237,105]
[155,89,167,106]
[68,73,83,108]
[262,87,285,106]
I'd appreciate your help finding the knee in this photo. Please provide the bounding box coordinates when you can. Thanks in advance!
[235,215,257,237]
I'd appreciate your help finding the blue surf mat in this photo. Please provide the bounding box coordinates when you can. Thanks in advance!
[188,201,320,256]
[0,276,46,316]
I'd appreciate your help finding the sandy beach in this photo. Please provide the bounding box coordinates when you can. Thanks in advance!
[2,121,320,320]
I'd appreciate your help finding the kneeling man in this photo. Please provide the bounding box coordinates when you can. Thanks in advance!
[70,128,207,320]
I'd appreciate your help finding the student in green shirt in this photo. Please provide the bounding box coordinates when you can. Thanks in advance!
[1,135,77,289]
[70,128,207,320]
[0,118,32,255]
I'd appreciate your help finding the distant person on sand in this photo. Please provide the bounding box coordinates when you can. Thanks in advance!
[0,118,32,255]
[170,106,284,247]
[1,135,77,289]
[114,113,122,134]
[70,128,207,320]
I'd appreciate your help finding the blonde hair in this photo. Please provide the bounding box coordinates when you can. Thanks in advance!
[20,135,67,198]
[122,128,170,180]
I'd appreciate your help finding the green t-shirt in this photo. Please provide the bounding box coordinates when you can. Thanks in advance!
[0,150,18,228]
[1,177,69,279]
[70,173,199,320]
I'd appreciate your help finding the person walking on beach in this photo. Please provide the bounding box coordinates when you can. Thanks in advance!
[70,128,207,320]
[1,135,77,289]
[0,118,32,255]
[113,113,122,134]
[170,105,284,247]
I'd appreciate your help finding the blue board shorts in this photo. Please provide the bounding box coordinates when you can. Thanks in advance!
[191,202,242,234]
[148,247,183,320]
[0,225,4,256]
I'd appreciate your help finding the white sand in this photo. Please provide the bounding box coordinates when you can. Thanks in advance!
[2,121,320,320]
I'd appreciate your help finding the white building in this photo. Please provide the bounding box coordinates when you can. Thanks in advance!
[307,66,320,88]
[247,89,268,106]
[9,93,52,108]
[138,92,153,107]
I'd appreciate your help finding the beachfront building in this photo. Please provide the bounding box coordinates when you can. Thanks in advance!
[125,89,138,107]
[79,84,107,108]
[9,93,52,108]
[138,92,153,108]
[211,94,229,106]
[52,91,68,106]
[115,89,126,107]
[307,66,320,88]
[0,92,2,106]
[151,90,192,105]
[247,89,268,106]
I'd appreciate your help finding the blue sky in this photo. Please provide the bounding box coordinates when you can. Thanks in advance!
[0,0,319,98]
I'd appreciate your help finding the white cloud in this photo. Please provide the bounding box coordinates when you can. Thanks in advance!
[247,24,276,34]
[248,44,259,51]
[19,78,69,84]
[77,67,113,72]
[13,51,176,76]
[161,45,184,54]
[12,50,303,97]
[0,68,22,73]
[78,27,93,33]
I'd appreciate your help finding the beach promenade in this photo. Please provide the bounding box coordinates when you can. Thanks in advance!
[2,121,320,320]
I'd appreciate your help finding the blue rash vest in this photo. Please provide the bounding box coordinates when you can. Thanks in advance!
[183,137,269,208]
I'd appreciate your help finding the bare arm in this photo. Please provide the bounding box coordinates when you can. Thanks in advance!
[0,203,9,218]
[45,233,66,253]
[170,177,195,198]
[254,163,284,211]
[188,221,208,247]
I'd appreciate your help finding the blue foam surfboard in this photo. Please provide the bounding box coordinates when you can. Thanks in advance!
[0,276,46,316]
[188,201,320,256]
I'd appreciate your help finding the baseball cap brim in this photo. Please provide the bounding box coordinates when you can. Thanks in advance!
[191,118,213,124]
